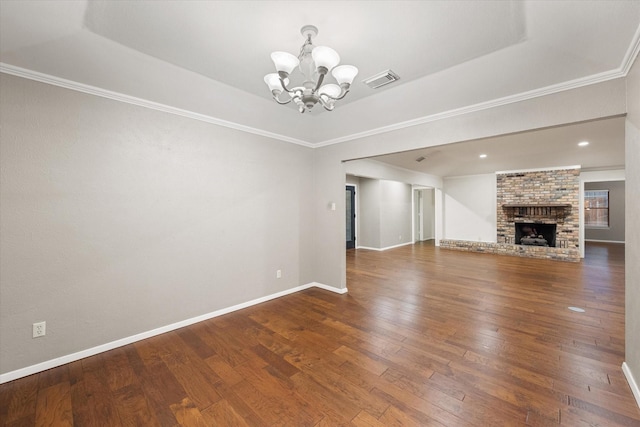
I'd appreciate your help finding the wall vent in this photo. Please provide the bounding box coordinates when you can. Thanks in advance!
[363,70,400,89]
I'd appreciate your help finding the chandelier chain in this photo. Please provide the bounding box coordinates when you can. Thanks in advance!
[298,36,312,61]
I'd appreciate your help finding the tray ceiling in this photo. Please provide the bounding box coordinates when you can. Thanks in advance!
[1,0,638,163]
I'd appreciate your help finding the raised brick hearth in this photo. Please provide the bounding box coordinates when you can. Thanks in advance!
[439,239,580,262]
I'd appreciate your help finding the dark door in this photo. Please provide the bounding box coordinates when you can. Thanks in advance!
[346,185,356,249]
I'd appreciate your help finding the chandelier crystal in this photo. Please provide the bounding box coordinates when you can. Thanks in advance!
[264,25,358,113]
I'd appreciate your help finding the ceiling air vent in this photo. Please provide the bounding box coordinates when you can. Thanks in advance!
[363,70,400,89]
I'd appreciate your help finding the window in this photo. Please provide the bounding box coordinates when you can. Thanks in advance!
[584,190,609,227]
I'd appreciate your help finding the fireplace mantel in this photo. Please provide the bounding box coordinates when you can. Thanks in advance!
[501,203,572,208]
[502,204,572,222]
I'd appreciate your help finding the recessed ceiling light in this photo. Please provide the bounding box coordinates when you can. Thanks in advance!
[479,154,487,158]
[578,141,589,147]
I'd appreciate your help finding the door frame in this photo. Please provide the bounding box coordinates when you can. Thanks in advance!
[412,186,435,243]
[346,185,357,249]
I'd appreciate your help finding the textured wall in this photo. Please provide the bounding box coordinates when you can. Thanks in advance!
[625,54,640,403]
[354,179,412,250]
[357,178,381,248]
[0,74,314,375]
[379,180,412,249]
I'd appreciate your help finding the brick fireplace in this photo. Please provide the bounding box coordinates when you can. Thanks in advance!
[497,167,580,252]
[440,167,581,262]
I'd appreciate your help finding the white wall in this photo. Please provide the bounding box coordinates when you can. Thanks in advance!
[414,188,435,241]
[0,74,315,376]
[423,189,435,239]
[443,174,497,242]
[344,158,442,189]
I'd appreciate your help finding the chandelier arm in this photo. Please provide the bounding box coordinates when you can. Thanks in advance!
[273,95,292,105]
[319,96,335,111]
[318,83,352,103]
[333,84,351,100]
[312,72,326,93]
[279,78,296,94]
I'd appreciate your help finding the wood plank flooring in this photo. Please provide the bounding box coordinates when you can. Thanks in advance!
[2,241,639,426]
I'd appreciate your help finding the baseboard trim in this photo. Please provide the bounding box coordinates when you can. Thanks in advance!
[585,239,625,244]
[309,282,349,294]
[356,242,413,251]
[622,362,640,409]
[0,282,347,384]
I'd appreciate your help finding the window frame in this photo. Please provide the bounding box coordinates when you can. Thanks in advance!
[584,189,610,229]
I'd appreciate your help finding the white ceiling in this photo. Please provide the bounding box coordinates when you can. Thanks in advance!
[0,1,638,175]
[366,116,626,177]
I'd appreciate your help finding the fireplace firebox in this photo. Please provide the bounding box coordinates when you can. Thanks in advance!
[514,222,557,247]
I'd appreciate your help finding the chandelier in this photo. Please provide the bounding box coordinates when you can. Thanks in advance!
[264,25,358,113]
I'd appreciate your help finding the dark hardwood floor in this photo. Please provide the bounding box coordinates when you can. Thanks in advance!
[1,242,638,426]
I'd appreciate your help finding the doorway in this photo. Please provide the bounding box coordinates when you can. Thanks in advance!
[346,185,356,249]
[413,188,435,242]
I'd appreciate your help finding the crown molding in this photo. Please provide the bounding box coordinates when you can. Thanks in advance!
[3,19,639,151]
[0,63,314,148]
[316,24,640,148]
[621,23,640,75]
[314,69,627,148]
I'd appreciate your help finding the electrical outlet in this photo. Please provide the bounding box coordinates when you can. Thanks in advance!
[276,269,282,279]
[33,321,46,338]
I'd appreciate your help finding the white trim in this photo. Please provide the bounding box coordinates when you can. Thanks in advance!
[314,71,629,148]
[0,63,313,148]
[496,165,581,174]
[581,169,626,182]
[621,22,640,75]
[309,282,349,295]
[622,362,640,409]
[0,282,346,384]
[356,241,413,251]
[580,179,585,258]
[2,28,638,151]
[345,183,358,251]
[584,239,625,244]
